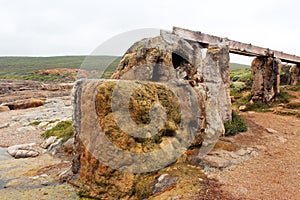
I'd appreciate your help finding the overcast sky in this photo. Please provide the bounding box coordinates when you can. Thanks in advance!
[1,0,299,64]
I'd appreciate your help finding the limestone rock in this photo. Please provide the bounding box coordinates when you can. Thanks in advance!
[2,98,44,110]
[201,147,257,169]
[290,64,300,85]
[239,105,247,111]
[266,128,278,134]
[48,138,62,153]
[251,57,282,103]
[41,136,58,149]
[7,143,39,158]
[62,137,74,154]
[71,33,230,199]
[151,174,177,194]
[0,123,9,129]
[0,105,10,112]
[202,43,231,123]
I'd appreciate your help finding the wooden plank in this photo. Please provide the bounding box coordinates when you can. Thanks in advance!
[173,27,300,64]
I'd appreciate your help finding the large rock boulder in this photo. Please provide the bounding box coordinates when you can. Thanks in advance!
[71,32,229,199]
[251,56,282,103]
[290,64,300,85]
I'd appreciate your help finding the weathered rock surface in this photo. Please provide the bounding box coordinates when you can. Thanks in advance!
[0,105,10,112]
[266,128,278,134]
[251,56,282,103]
[202,43,232,123]
[2,98,45,110]
[0,123,9,129]
[0,79,73,104]
[201,147,258,169]
[0,148,76,199]
[72,79,199,199]
[7,143,39,158]
[290,64,300,85]
[41,136,58,149]
[151,173,177,194]
[71,33,230,199]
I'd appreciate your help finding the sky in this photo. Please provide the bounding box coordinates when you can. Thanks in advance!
[1,0,300,64]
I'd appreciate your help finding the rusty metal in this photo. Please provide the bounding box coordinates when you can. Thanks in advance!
[173,27,300,64]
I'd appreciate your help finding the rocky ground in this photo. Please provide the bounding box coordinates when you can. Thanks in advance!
[0,79,299,199]
[217,112,300,199]
[0,79,79,199]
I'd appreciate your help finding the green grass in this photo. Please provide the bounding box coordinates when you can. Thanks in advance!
[229,63,250,70]
[274,110,300,118]
[0,56,121,82]
[224,111,248,136]
[286,85,300,92]
[276,90,293,104]
[41,120,74,143]
[244,102,271,112]
[0,56,249,82]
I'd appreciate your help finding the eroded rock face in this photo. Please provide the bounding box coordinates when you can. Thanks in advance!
[71,33,230,199]
[202,43,232,124]
[290,64,300,85]
[251,57,282,103]
[2,98,44,110]
[72,79,200,199]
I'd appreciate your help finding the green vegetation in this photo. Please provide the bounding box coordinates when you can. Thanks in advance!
[0,56,250,82]
[229,63,250,70]
[0,56,121,82]
[276,90,293,104]
[274,110,300,118]
[243,102,271,112]
[41,120,74,143]
[224,111,248,136]
[286,85,300,92]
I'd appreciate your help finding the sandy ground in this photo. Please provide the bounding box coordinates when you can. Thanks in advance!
[218,112,300,200]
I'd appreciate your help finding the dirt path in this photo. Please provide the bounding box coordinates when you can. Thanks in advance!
[218,112,300,199]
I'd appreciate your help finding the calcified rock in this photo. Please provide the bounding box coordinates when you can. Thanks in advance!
[0,106,10,112]
[7,143,39,158]
[251,57,282,103]
[71,33,229,199]
[290,64,300,85]
[202,43,232,123]
[41,136,58,149]
[72,79,200,199]
[2,98,44,110]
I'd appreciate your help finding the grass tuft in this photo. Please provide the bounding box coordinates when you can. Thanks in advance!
[41,120,74,143]
[224,111,247,136]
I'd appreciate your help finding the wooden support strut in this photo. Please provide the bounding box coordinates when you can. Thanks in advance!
[173,27,300,64]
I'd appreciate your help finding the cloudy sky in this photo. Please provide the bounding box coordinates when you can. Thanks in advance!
[1,0,299,64]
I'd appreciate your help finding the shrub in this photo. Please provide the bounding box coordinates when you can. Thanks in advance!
[224,111,247,136]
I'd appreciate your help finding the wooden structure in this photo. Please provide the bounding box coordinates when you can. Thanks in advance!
[173,27,300,64]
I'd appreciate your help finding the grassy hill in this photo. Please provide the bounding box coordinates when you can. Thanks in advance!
[229,62,250,70]
[0,56,249,82]
[0,56,121,81]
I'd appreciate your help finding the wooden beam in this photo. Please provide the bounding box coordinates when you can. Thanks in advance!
[173,27,300,64]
